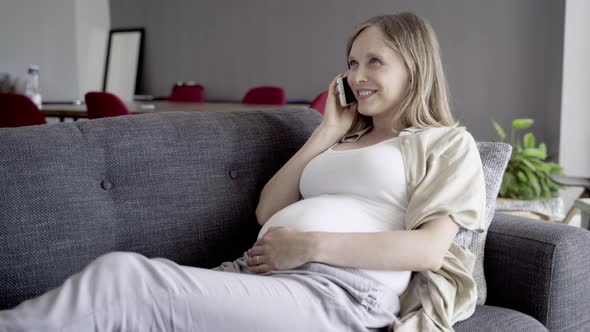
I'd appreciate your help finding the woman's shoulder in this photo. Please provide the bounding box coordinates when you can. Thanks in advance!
[404,125,474,143]
[402,126,483,187]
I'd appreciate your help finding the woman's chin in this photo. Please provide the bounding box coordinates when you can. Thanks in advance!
[356,104,375,116]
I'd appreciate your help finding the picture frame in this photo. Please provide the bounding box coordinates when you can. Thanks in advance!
[102,28,144,101]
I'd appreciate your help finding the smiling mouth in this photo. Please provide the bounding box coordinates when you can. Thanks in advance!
[357,90,377,98]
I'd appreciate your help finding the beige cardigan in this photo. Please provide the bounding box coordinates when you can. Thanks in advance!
[341,126,486,331]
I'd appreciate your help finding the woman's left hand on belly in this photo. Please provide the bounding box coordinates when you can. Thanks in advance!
[247,226,314,274]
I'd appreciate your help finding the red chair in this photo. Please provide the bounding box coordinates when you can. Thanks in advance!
[310,91,329,115]
[241,86,286,105]
[0,93,46,127]
[168,84,205,103]
[84,92,130,119]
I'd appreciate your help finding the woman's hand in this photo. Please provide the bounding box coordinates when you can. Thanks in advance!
[247,226,315,274]
[319,73,358,138]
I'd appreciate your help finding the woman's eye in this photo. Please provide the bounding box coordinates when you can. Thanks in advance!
[370,58,381,64]
[348,60,358,68]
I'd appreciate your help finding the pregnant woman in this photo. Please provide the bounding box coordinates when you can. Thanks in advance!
[0,12,485,332]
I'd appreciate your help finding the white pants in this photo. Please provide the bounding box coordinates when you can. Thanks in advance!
[0,252,398,332]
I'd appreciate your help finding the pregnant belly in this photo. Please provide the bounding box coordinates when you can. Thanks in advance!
[257,194,395,239]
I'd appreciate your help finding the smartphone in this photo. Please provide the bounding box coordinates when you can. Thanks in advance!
[336,76,357,107]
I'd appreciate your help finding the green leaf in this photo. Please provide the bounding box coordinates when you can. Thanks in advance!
[523,132,536,149]
[522,168,541,197]
[538,143,547,159]
[510,154,537,172]
[520,186,534,200]
[540,176,551,197]
[512,118,534,129]
[548,163,563,174]
[517,171,528,183]
[529,158,551,172]
[523,148,546,159]
[519,157,536,171]
[492,120,507,141]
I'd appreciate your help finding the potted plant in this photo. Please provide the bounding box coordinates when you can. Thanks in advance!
[492,118,565,221]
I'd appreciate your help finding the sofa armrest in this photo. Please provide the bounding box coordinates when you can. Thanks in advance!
[484,213,590,331]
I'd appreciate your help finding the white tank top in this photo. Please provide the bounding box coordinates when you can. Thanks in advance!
[258,136,411,296]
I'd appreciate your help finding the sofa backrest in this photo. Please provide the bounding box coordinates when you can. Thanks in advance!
[0,108,320,309]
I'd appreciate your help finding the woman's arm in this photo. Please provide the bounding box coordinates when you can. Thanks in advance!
[255,126,342,225]
[308,217,460,271]
[256,75,358,226]
[247,217,460,273]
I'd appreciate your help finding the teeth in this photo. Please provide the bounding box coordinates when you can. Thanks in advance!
[358,90,376,97]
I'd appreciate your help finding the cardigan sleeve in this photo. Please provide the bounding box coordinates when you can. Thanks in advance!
[390,127,486,332]
[403,127,486,232]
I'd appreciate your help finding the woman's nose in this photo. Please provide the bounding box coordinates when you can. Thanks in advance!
[349,68,367,85]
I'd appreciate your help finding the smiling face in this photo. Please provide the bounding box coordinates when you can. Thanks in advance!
[347,26,410,122]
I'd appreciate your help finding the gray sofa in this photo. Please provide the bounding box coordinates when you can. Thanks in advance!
[0,108,589,331]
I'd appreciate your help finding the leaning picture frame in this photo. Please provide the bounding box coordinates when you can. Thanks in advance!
[102,28,144,101]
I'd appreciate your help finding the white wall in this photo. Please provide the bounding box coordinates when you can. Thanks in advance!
[559,0,590,177]
[75,0,110,100]
[0,0,109,102]
[0,0,79,101]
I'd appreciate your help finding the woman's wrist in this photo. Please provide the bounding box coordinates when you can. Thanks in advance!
[313,125,345,143]
[304,232,323,263]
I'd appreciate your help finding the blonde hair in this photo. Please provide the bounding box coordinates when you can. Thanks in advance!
[343,12,457,139]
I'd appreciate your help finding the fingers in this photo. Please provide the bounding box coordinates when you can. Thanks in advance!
[249,263,271,274]
[247,245,266,267]
[246,254,263,266]
[329,72,346,95]
[248,245,264,257]
[327,72,352,113]
[246,251,272,273]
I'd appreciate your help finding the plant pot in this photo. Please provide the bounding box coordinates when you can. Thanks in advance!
[495,197,565,222]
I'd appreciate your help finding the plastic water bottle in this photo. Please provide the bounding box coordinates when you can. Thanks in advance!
[24,65,42,108]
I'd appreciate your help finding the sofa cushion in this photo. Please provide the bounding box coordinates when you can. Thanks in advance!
[454,142,511,304]
[0,108,321,310]
[454,305,547,331]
